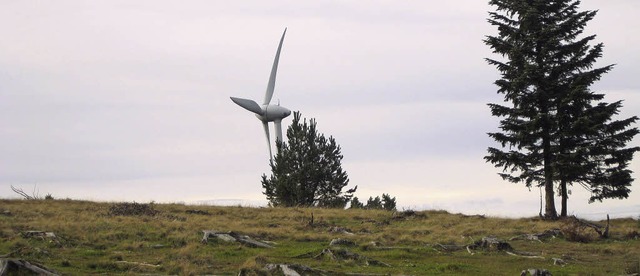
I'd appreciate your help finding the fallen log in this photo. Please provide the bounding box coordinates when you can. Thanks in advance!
[236,235,275,248]
[0,259,59,276]
[264,263,327,276]
[329,238,356,247]
[470,236,513,251]
[510,229,562,242]
[21,231,62,246]
[565,215,610,239]
[437,236,545,259]
[327,226,355,235]
[505,251,544,259]
[201,230,274,248]
[21,231,57,239]
[304,248,390,267]
[434,243,466,252]
[552,257,567,266]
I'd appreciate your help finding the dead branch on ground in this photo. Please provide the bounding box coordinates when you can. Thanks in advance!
[11,185,41,200]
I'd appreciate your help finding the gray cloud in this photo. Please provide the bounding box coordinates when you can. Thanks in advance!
[1,1,638,217]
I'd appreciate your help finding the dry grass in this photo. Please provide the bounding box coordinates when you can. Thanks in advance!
[0,199,638,275]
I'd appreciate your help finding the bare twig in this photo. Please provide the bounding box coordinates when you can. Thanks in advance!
[11,185,33,199]
[11,185,41,200]
[506,251,544,259]
[566,215,610,239]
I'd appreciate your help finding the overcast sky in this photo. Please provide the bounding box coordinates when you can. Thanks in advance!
[1,1,638,219]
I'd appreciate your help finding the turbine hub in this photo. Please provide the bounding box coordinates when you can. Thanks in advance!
[257,104,291,122]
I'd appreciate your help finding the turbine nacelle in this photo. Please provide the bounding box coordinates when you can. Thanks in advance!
[258,104,291,123]
[229,97,291,123]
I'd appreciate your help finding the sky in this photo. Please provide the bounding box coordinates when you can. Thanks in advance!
[1,1,638,219]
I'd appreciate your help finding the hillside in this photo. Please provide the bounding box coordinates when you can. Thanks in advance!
[1,199,638,275]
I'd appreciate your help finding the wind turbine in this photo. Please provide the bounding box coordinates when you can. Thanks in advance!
[230,28,292,163]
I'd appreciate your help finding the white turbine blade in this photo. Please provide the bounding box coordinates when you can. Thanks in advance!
[263,28,287,105]
[230,97,263,115]
[263,121,273,162]
[274,119,283,146]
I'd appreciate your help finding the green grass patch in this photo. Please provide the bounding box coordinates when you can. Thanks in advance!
[0,199,638,275]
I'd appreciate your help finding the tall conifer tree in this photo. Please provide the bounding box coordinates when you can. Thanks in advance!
[261,112,356,207]
[485,0,638,218]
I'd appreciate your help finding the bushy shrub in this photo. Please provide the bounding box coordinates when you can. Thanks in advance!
[349,197,364,209]
[366,196,383,210]
[381,194,396,211]
[350,194,397,211]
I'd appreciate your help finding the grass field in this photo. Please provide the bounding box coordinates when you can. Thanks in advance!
[1,199,639,275]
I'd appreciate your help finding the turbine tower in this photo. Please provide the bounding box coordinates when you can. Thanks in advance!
[230,28,291,163]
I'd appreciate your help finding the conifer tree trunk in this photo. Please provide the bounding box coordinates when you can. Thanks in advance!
[560,180,568,217]
[544,180,557,219]
[543,128,558,219]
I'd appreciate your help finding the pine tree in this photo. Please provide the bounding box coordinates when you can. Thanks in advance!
[365,196,382,210]
[261,112,356,208]
[349,197,364,209]
[381,193,397,211]
[554,93,639,216]
[485,0,638,218]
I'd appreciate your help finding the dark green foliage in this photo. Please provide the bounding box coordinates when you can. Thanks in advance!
[349,197,364,209]
[366,196,382,210]
[356,194,396,211]
[261,112,356,208]
[485,0,639,218]
[382,193,397,211]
